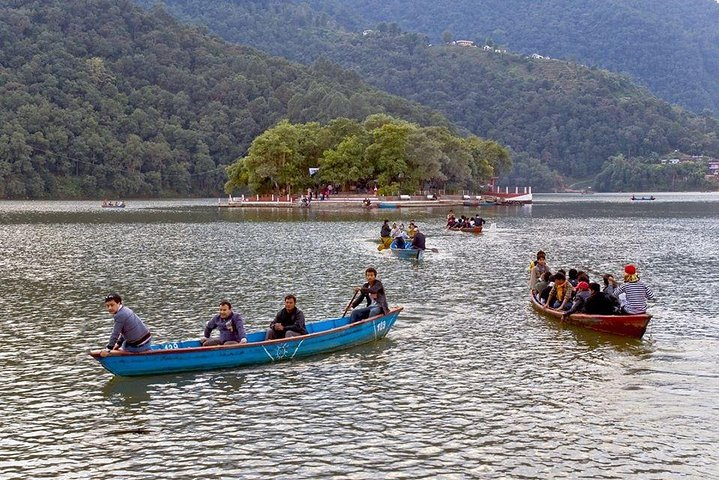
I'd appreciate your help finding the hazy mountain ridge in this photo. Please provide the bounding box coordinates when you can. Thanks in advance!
[135,0,719,190]
[302,0,719,116]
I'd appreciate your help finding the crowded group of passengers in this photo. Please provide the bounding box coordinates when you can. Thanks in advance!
[98,267,390,355]
[379,219,426,251]
[529,250,654,319]
[446,210,485,229]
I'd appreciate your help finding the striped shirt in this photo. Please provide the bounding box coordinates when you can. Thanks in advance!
[614,281,654,314]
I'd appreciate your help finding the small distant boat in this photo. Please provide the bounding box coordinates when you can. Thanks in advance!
[102,201,126,208]
[630,195,655,201]
[529,292,651,338]
[90,308,402,377]
[389,238,424,260]
[448,225,483,233]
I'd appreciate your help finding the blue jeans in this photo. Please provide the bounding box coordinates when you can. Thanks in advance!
[350,306,382,323]
[121,338,152,353]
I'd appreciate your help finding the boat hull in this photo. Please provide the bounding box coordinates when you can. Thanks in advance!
[90,308,402,376]
[448,226,482,233]
[389,239,424,259]
[529,292,650,338]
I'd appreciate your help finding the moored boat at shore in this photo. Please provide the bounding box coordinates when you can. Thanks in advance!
[529,292,651,338]
[90,308,402,376]
[631,195,656,201]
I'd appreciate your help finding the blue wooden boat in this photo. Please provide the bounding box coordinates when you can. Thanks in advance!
[389,238,424,260]
[89,308,402,377]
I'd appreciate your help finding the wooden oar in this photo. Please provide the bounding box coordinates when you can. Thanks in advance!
[428,247,439,253]
[342,290,359,317]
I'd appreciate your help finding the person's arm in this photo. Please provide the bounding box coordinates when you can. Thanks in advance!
[105,319,122,350]
[645,285,655,300]
[558,287,573,310]
[201,317,216,343]
[563,296,583,317]
[285,310,306,334]
[545,287,557,308]
[234,314,247,342]
[270,310,284,331]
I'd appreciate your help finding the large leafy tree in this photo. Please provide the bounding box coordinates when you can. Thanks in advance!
[226,114,508,194]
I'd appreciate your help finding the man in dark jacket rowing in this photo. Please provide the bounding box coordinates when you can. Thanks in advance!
[411,227,426,251]
[349,267,389,323]
[265,294,308,340]
[100,293,152,356]
[201,300,247,346]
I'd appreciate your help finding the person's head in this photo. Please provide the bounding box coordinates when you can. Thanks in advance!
[554,272,566,284]
[536,257,546,266]
[284,294,297,311]
[365,267,378,283]
[589,282,601,294]
[541,271,551,282]
[104,293,122,314]
[383,219,389,224]
[219,300,233,319]
[536,250,546,260]
[624,264,639,282]
[568,268,578,280]
[603,274,614,286]
[557,269,566,277]
[577,272,589,283]
[576,281,589,291]
[392,222,397,228]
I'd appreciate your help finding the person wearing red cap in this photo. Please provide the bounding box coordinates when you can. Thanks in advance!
[614,264,654,314]
[561,281,591,319]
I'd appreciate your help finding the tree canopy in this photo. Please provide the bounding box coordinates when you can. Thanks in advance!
[225,115,509,195]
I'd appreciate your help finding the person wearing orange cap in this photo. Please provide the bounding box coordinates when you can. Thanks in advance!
[614,264,654,314]
[562,281,592,319]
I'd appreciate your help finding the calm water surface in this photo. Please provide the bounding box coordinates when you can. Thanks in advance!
[1,193,718,478]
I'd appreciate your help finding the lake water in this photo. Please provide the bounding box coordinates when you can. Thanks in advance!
[1,193,718,478]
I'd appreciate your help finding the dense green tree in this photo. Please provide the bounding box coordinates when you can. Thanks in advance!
[226,114,507,195]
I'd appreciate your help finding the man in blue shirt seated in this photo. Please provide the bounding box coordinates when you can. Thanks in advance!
[201,300,247,346]
[100,293,152,356]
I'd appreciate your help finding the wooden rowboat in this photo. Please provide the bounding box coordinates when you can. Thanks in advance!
[529,292,650,338]
[448,225,483,233]
[90,308,402,377]
[389,239,424,260]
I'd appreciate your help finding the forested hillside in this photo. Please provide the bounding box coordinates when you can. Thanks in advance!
[0,0,448,199]
[137,0,719,190]
[302,0,719,117]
